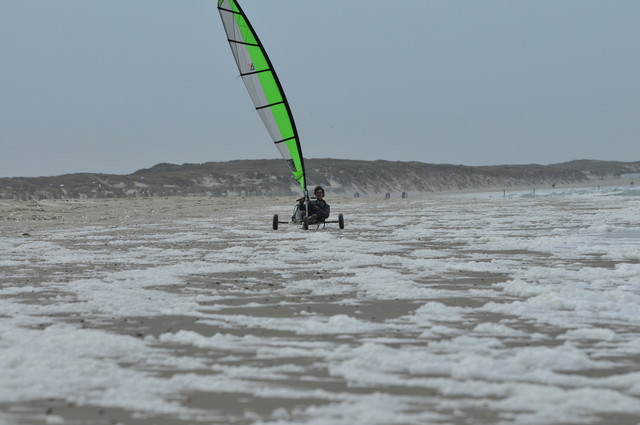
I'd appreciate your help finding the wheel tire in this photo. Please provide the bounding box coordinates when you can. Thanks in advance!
[272,214,279,230]
[303,216,309,230]
[338,213,344,229]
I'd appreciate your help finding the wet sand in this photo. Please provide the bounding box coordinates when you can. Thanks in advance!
[1,195,639,425]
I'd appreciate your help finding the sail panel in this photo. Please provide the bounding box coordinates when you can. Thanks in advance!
[257,105,284,141]
[217,0,306,192]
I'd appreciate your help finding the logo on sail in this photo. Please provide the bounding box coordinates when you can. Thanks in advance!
[247,63,255,71]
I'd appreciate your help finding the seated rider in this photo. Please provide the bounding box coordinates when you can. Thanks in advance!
[307,185,330,223]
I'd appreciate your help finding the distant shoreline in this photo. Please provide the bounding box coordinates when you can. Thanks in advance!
[1,159,638,200]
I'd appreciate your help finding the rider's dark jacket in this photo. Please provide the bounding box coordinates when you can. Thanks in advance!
[309,199,330,221]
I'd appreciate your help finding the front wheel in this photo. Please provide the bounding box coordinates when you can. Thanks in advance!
[272,214,279,230]
[303,216,309,230]
[338,213,344,229]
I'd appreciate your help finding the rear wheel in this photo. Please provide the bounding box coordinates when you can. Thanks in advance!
[272,214,278,230]
[338,213,344,229]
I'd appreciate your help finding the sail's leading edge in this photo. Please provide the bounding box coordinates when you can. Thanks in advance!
[217,0,306,193]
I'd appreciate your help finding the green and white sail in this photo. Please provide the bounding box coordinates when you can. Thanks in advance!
[217,0,307,193]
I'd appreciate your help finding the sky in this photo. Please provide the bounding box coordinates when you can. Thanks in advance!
[1,0,639,178]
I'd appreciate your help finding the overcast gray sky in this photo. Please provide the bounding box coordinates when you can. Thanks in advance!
[1,0,639,178]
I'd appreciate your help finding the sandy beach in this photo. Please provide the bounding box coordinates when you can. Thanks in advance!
[1,189,639,425]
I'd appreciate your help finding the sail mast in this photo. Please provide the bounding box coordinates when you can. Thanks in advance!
[217,0,307,195]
